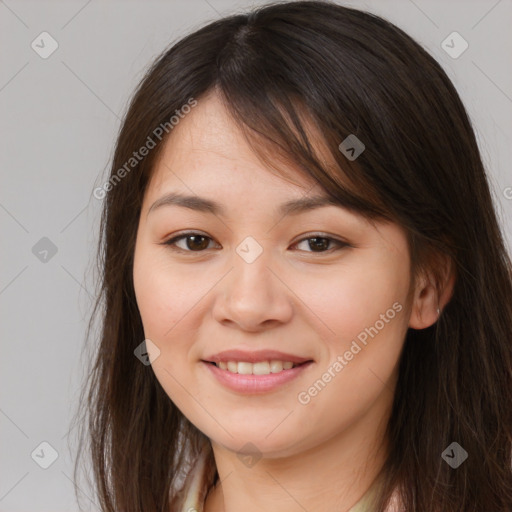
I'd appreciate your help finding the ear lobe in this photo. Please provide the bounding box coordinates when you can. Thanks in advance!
[408,255,456,330]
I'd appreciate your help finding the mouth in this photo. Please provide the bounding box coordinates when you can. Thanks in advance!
[201,349,314,393]
[200,355,314,394]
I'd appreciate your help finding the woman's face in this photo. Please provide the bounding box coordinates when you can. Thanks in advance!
[133,91,418,459]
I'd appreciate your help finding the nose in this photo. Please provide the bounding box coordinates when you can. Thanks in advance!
[212,247,294,332]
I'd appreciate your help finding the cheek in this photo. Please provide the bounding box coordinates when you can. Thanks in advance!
[133,248,198,339]
[298,253,409,416]
[310,258,409,343]
[133,247,217,387]
[133,250,200,405]
[133,259,171,336]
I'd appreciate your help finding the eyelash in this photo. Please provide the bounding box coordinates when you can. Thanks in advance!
[162,231,350,255]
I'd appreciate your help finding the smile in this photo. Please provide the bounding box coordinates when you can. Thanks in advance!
[202,360,313,394]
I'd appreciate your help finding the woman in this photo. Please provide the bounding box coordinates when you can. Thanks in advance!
[73,1,512,511]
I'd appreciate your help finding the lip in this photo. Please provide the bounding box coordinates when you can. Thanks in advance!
[203,349,313,364]
[202,360,314,394]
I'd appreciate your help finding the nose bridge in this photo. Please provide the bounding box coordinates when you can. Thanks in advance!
[213,235,293,329]
[230,235,276,300]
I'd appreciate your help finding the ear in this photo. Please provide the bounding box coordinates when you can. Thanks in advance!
[408,253,456,330]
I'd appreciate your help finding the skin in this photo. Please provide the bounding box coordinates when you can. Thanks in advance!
[132,90,454,512]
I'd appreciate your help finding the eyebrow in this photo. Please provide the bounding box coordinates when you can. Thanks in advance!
[147,192,345,218]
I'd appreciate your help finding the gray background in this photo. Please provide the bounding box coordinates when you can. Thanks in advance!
[1,0,511,510]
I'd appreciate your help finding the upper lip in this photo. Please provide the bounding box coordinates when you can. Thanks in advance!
[203,349,313,364]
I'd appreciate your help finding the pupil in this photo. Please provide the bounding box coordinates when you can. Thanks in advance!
[309,237,328,251]
[187,235,209,251]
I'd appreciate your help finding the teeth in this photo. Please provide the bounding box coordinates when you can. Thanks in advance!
[215,360,298,375]
[253,361,270,375]
[238,362,253,375]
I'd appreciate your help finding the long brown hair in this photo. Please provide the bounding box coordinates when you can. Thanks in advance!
[70,1,512,510]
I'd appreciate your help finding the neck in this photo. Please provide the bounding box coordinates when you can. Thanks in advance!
[204,390,392,512]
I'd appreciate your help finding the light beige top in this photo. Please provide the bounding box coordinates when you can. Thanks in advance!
[176,449,398,512]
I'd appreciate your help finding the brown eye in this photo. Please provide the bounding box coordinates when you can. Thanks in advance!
[164,232,216,252]
[293,235,349,253]
[304,237,331,252]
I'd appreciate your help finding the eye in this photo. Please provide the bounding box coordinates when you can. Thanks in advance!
[292,234,349,253]
[162,231,350,254]
[163,232,218,252]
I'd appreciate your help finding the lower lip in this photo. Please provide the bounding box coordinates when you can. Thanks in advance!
[202,361,313,394]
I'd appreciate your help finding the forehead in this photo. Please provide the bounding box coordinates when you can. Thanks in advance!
[147,90,346,201]
[146,92,321,199]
